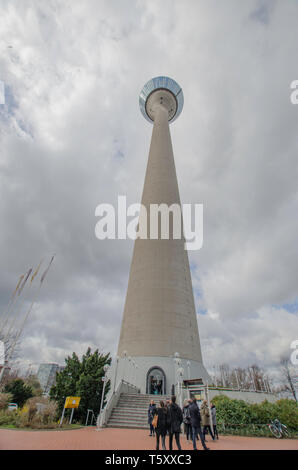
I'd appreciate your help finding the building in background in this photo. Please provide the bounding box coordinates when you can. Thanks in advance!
[37,363,64,394]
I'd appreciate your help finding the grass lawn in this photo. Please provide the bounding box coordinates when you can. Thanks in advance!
[0,423,83,431]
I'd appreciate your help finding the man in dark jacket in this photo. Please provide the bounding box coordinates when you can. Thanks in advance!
[189,397,209,450]
[167,396,183,450]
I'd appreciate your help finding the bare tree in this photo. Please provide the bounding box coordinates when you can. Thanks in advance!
[250,364,269,391]
[235,367,253,390]
[280,357,297,402]
[212,363,272,392]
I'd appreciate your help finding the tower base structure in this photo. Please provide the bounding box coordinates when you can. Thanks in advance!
[107,355,210,397]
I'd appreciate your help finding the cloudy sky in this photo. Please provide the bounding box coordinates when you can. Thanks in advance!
[0,0,297,383]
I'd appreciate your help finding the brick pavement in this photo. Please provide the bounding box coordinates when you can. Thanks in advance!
[0,427,298,450]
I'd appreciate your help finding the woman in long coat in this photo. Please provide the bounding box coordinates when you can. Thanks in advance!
[153,401,168,450]
[167,396,183,450]
[200,400,215,441]
[148,400,157,436]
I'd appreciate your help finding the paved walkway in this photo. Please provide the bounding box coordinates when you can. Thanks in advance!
[1,427,297,450]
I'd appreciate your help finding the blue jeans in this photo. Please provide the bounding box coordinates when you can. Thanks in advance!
[192,425,208,450]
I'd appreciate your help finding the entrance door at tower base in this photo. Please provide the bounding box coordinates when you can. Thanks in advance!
[184,379,214,435]
[183,378,207,408]
[146,367,166,395]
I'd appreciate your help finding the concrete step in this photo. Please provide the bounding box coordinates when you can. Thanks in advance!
[111,410,148,416]
[120,393,169,396]
[112,406,148,411]
[111,410,148,421]
[118,399,169,405]
[121,395,170,399]
[109,416,148,424]
[118,398,153,402]
[120,395,170,400]
[119,396,166,399]
[117,402,154,408]
[115,398,170,405]
[117,401,151,405]
[107,393,171,430]
[111,409,148,416]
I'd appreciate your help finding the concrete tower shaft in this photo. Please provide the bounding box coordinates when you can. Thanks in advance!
[117,99,202,362]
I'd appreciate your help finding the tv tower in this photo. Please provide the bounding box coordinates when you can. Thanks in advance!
[115,77,209,394]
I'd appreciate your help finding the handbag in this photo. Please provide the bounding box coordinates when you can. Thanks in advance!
[152,413,158,428]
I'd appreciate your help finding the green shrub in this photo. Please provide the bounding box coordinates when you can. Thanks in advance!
[274,399,298,430]
[212,395,298,433]
[0,409,18,426]
[212,395,253,425]
[41,401,57,425]
[4,379,33,408]
[14,411,58,429]
[0,397,59,429]
[15,397,59,429]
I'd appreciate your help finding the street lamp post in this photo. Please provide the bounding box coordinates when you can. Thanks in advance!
[131,360,135,386]
[176,356,181,397]
[98,364,109,428]
[113,355,119,393]
[187,361,191,380]
[177,367,184,408]
[173,352,180,396]
[133,361,137,387]
[135,363,138,389]
[128,356,132,384]
[186,361,191,398]
[122,350,127,382]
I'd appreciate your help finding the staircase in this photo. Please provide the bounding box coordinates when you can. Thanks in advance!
[107,393,170,429]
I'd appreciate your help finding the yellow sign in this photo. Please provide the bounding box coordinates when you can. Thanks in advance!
[65,396,81,409]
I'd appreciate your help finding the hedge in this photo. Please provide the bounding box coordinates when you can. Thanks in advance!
[212,395,298,435]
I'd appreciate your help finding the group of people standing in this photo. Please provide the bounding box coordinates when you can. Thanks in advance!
[148,396,218,451]
[182,398,218,450]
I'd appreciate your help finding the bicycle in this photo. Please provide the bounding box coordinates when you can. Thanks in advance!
[268,419,290,439]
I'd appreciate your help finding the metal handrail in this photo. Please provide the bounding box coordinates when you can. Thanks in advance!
[97,380,140,428]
